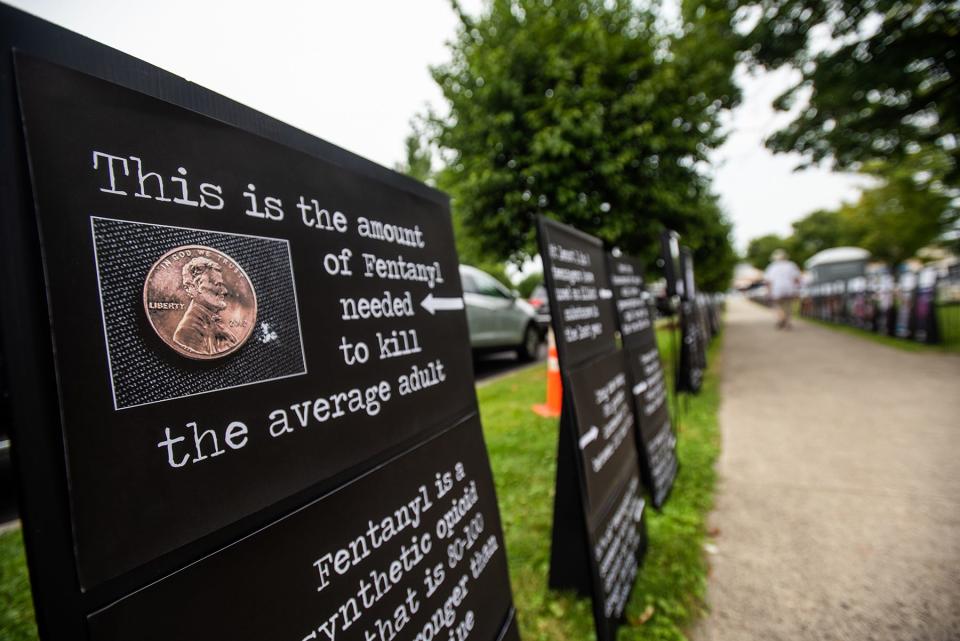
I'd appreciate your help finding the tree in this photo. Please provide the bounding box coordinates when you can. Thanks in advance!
[838,149,957,266]
[745,233,787,269]
[431,0,741,282]
[739,0,960,184]
[394,121,434,184]
[786,208,856,265]
[684,196,739,291]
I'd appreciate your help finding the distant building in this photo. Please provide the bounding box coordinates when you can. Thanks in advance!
[733,262,764,290]
[805,247,870,284]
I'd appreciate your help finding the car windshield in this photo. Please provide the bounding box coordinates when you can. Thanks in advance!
[462,267,511,298]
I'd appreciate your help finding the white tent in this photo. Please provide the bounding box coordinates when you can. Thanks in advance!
[804,247,870,270]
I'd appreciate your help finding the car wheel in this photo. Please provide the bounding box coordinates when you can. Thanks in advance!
[516,323,541,362]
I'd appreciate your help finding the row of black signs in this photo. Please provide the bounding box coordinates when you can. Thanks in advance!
[1,6,521,640]
[660,229,719,395]
[677,294,722,394]
[800,271,942,344]
[536,218,679,641]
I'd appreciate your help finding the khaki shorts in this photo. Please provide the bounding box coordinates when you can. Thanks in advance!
[775,297,795,316]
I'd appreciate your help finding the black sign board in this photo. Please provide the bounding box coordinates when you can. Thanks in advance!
[552,354,648,641]
[659,230,682,299]
[677,301,706,394]
[911,268,940,344]
[895,274,914,338]
[0,6,517,640]
[675,247,705,394]
[607,253,677,508]
[706,294,721,337]
[536,217,617,369]
[679,246,696,302]
[537,217,646,641]
[88,417,515,641]
[565,351,645,525]
[607,253,655,350]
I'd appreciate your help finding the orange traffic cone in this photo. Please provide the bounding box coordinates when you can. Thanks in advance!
[533,329,562,418]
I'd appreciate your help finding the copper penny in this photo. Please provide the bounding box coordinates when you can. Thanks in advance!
[142,245,257,360]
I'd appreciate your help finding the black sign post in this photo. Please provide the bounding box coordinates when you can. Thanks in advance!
[607,253,677,508]
[0,6,518,640]
[536,217,646,641]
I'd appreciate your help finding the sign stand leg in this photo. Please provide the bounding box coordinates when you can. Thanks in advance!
[670,307,682,435]
[548,404,593,595]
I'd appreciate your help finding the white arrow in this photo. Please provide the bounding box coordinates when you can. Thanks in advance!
[634,498,646,521]
[632,381,648,396]
[420,293,465,315]
[579,426,599,450]
[598,288,613,299]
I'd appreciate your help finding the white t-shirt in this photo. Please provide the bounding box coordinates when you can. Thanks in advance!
[765,259,801,299]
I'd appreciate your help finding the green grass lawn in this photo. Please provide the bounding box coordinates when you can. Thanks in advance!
[0,528,36,640]
[802,304,960,354]
[937,304,960,349]
[0,328,722,641]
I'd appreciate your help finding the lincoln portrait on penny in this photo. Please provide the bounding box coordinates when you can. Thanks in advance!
[173,256,239,355]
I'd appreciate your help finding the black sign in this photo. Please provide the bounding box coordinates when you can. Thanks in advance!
[679,246,696,302]
[607,253,655,350]
[625,344,677,506]
[565,351,644,523]
[911,268,939,344]
[17,52,476,586]
[895,274,914,338]
[802,270,942,345]
[536,217,617,369]
[587,473,646,637]
[706,294,721,336]
[553,354,647,641]
[608,253,676,508]
[677,300,706,394]
[659,230,682,299]
[537,217,646,641]
[0,7,516,640]
[88,417,516,641]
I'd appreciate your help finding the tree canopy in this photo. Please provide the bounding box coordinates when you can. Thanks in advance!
[738,0,959,183]
[840,150,956,265]
[430,0,741,290]
[745,233,788,269]
[784,207,857,265]
[683,195,740,292]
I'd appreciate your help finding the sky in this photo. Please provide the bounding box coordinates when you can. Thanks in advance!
[712,66,869,249]
[10,0,867,252]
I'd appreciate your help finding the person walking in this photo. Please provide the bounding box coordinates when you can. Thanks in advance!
[764,249,801,329]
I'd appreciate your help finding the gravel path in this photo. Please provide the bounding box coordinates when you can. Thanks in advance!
[694,297,960,641]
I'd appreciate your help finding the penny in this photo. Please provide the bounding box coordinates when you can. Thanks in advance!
[142,245,257,360]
